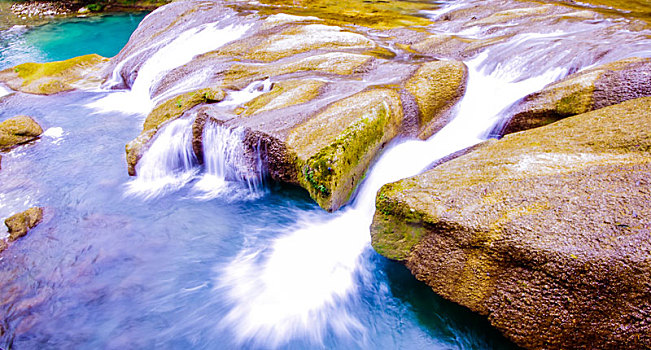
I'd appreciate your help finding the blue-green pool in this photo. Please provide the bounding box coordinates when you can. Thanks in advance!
[0,12,147,69]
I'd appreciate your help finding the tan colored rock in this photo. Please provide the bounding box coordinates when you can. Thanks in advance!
[287,88,403,211]
[405,61,468,139]
[371,97,651,349]
[0,115,43,151]
[5,207,43,242]
[502,57,651,134]
[0,54,109,95]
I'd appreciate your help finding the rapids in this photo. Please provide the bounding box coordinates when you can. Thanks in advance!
[1,0,650,349]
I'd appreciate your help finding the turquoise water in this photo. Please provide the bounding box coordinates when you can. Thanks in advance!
[0,12,147,69]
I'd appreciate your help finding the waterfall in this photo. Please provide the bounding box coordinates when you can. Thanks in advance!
[86,19,252,115]
[0,84,12,99]
[192,123,266,201]
[125,117,198,199]
[216,48,566,348]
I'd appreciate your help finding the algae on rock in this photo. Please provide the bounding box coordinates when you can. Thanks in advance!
[287,88,403,211]
[0,115,43,151]
[0,54,108,95]
[5,207,44,242]
[371,97,651,349]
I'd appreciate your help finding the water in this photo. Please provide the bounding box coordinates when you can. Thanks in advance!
[0,12,147,70]
[1,1,650,349]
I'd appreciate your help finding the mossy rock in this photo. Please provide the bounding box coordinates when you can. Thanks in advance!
[214,24,376,62]
[371,97,651,349]
[126,87,225,175]
[287,88,403,211]
[404,60,468,139]
[238,79,325,117]
[0,54,109,95]
[501,57,651,134]
[5,207,43,242]
[0,115,43,151]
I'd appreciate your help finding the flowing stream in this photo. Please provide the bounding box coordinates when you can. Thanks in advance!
[1,2,650,349]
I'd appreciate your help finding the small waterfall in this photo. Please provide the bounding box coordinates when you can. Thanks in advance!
[192,123,265,200]
[87,19,252,115]
[125,117,198,199]
[216,46,566,347]
[0,84,12,99]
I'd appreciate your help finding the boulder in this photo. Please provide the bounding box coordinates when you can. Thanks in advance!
[371,97,651,349]
[404,61,468,139]
[500,57,651,134]
[287,88,404,211]
[5,207,43,242]
[0,54,109,95]
[0,115,43,151]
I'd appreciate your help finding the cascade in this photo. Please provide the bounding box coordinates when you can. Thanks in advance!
[192,122,266,200]
[125,117,198,199]
[0,84,10,99]
[216,48,566,346]
[87,19,252,115]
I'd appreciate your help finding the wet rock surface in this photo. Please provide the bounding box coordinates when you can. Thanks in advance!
[0,115,43,151]
[371,97,651,349]
[5,207,43,242]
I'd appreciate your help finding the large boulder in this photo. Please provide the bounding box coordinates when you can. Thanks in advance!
[0,54,108,95]
[500,57,651,134]
[0,115,43,151]
[5,207,44,242]
[371,97,651,349]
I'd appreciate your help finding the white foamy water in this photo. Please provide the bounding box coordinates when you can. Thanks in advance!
[217,51,566,347]
[125,117,198,199]
[192,123,265,201]
[87,20,252,115]
[0,85,13,99]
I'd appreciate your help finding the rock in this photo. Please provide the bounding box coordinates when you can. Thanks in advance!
[500,57,651,134]
[0,54,109,95]
[125,87,225,175]
[0,115,43,151]
[371,97,651,349]
[77,7,90,14]
[5,207,43,242]
[287,88,404,211]
[0,239,6,253]
[404,61,468,139]
[216,24,376,62]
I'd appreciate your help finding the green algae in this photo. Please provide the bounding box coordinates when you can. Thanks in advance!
[0,54,108,95]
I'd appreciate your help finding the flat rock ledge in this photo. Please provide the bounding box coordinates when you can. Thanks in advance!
[371,97,651,349]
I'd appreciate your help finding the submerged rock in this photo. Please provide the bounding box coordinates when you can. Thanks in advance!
[0,54,108,95]
[500,57,651,134]
[5,207,43,242]
[371,97,651,349]
[0,115,43,151]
